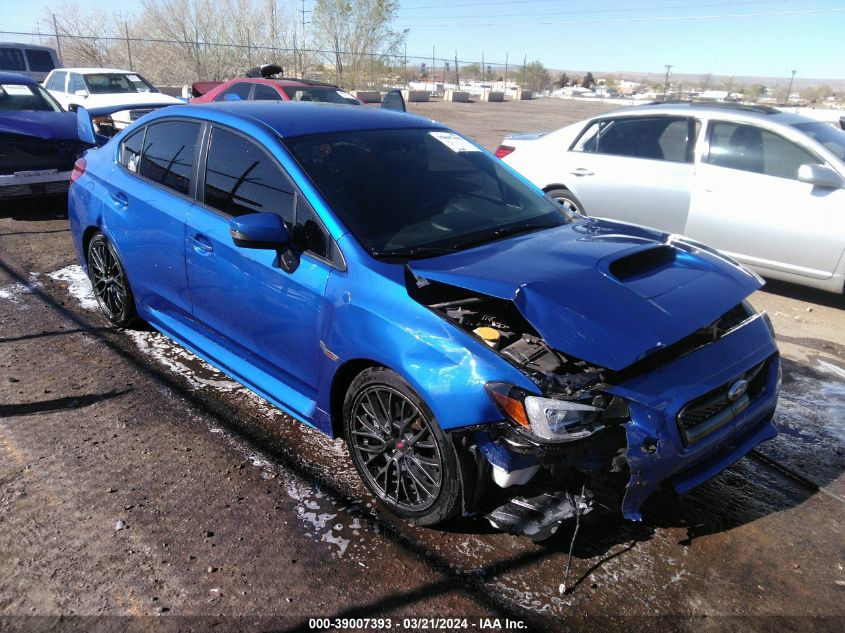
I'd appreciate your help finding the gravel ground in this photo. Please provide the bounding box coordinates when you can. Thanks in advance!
[1,98,843,633]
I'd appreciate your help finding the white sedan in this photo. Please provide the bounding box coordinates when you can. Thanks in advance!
[43,67,183,128]
[498,102,845,293]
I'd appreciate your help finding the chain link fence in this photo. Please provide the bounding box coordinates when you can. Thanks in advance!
[1,29,535,95]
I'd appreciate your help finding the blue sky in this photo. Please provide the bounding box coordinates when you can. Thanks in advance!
[2,0,844,80]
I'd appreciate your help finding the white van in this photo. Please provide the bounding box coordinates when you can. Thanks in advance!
[0,43,60,82]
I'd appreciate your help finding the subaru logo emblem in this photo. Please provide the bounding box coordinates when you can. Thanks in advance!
[728,379,749,402]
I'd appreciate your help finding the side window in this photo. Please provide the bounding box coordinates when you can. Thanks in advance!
[252,83,282,101]
[69,74,86,94]
[0,48,26,71]
[214,82,252,102]
[204,127,295,222]
[293,198,330,259]
[119,127,146,173]
[24,49,55,72]
[574,117,687,161]
[50,71,67,92]
[139,120,200,195]
[707,122,821,179]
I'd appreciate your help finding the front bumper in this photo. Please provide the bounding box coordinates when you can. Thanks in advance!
[475,313,780,522]
[610,312,779,520]
[0,170,72,198]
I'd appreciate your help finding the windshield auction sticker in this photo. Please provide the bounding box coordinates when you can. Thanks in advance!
[429,131,481,153]
[1,84,34,96]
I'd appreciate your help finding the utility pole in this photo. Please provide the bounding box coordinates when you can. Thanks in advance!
[431,45,435,93]
[403,42,407,87]
[298,0,310,76]
[481,52,485,83]
[786,69,797,104]
[124,22,133,70]
[51,14,63,64]
[662,64,673,100]
[504,52,508,93]
[454,50,459,89]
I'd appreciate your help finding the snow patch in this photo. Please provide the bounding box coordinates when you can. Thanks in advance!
[47,265,98,311]
[0,274,41,304]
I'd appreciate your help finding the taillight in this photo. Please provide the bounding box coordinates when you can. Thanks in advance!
[70,158,86,184]
[495,145,515,159]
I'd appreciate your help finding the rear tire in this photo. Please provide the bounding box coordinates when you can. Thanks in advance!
[343,367,462,525]
[547,188,585,216]
[86,233,138,328]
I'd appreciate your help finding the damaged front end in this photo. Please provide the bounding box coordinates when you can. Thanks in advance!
[406,242,780,537]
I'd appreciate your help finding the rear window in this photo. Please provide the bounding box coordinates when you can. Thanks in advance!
[281,87,360,105]
[0,48,26,71]
[24,49,55,72]
[0,82,61,112]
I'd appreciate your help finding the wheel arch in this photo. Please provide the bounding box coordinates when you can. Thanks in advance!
[542,183,572,193]
[329,358,382,438]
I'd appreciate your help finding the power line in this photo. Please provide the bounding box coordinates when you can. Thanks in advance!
[401,0,721,10]
[400,7,845,28]
[399,0,793,21]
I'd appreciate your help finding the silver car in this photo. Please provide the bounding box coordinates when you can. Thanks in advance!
[499,103,845,293]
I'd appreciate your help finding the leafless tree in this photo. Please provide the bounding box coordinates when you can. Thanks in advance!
[311,0,403,89]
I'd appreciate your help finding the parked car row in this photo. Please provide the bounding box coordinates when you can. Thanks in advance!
[0,61,405,201]
[498,102,845,293]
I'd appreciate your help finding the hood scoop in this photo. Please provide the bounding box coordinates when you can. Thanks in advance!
[603,245,709,300]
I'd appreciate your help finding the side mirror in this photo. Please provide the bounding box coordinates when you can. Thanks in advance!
[381,89,406,112]
[74,89,89,98]
[230,212,290,250]
[798,163,845,189]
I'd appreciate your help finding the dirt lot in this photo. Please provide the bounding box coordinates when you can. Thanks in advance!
[1,98,844,633]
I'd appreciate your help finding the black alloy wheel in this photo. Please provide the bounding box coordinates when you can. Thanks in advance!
[344,368,462,525]
[86,233,137,328]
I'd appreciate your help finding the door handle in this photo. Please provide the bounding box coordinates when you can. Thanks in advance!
[110,191,129,208]
[191,233,213,253]
[571,167,594,177]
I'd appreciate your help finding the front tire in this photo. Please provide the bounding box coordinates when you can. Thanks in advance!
[547,188,585,215]
[343,367,462,525]
[86,233,137,328]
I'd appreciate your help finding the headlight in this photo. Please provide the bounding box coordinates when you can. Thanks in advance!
[523,396,602,442]
[485,382,605,443]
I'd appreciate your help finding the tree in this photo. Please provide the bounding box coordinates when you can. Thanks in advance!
[555,72,569,89]
[743,83,767,102]
[460,63,481,80]
[582,71,595,89]
[517,60,551,93]
[311,0,404,89]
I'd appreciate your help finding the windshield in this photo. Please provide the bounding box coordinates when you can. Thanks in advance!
[793,121,845,162]
[84,73,157,94]
[285,128,569,258]
[0,82,62,112]
[281,87,361,105]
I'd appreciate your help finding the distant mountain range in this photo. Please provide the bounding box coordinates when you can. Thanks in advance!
[553,70,845,91]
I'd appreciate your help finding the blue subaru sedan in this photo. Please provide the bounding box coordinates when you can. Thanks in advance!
[68,102,780,531]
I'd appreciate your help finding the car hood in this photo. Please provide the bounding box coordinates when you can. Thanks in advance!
[408,219,762,371]
[0,111,80,141]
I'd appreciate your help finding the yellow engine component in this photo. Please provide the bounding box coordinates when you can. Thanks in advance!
[473,326,501,347]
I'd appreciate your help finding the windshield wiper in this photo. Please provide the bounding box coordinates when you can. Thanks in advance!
[371,245,459,260]
[454,222,555,250]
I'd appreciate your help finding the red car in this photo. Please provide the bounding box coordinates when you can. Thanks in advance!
[190,76,364,106]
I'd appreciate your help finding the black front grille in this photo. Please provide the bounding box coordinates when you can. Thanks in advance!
[677,359,769,445]
[0,134,86,176]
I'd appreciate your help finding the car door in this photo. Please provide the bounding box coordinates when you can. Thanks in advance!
[46,70,68,107]
[566,115,697,234]
[686,120,845,280]
[99,119,200,327]
[185,125,334,415]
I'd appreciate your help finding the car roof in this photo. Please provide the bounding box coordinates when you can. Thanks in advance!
[157,101,445,138]
[52,68,135,75]
[597,101,823,127]
[0,71,38,85]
